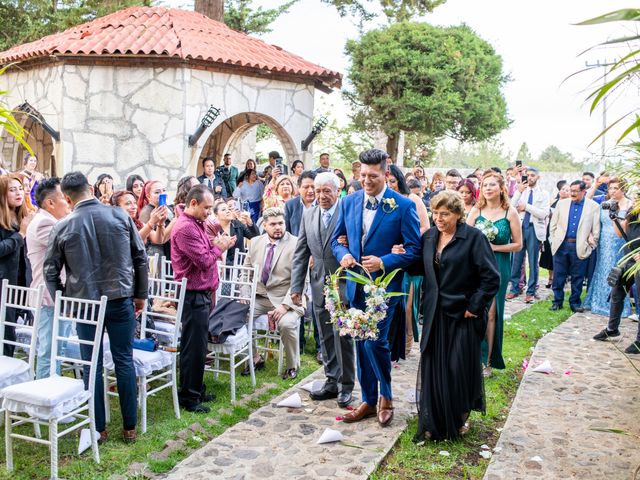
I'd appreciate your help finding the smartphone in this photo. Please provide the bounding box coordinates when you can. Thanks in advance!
[521,175,528,184]
[158,193,167,206]
[276,158,283,168]
[515,160,522,168]
[241,200,250,212]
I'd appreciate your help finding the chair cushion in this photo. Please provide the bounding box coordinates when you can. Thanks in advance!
[152,321,175,343]
[104,348,172,377]
[209,325,249,355]
[0,356,31,389]
[1,375,90,420]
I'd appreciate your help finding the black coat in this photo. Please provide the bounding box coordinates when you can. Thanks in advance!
[0,226,31,287]
[416,223,500,352]
[226,220,260,265]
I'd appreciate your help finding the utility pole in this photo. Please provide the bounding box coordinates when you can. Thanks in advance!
[585,58,617,171]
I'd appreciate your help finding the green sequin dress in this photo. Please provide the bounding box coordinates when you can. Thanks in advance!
[476,212,511,369]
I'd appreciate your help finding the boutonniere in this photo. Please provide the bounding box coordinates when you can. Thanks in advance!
[382,197,398,213]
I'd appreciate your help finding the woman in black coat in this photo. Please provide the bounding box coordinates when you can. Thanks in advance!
[0,175,33,356]
[409,191,500,442]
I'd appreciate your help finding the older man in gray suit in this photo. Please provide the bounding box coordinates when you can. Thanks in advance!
[291,172,355,407]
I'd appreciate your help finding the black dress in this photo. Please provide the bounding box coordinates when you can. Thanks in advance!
[539,198,558,271]
[413,223,500,441]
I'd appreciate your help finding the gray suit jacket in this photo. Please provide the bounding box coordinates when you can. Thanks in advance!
[291,204,340,306]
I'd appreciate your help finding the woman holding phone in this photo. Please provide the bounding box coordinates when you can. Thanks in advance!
[138,180,174,258]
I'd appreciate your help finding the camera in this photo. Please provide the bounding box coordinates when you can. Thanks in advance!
[601,200,620,219]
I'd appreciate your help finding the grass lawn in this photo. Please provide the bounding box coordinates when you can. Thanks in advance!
[371,297,574,480]
[0,342,322,480]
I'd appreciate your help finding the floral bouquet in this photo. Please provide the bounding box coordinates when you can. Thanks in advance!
[324,263,405,340]
[476,218,499,242]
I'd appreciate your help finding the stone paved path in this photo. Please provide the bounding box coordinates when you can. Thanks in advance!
[160,351,420,480]
[484,311,640,480]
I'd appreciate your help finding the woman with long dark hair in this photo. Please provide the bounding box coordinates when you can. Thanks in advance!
[0,175,34,356]
[387,164,430,357]
[94,173,114,204]
[111,190,164,244]
[125,174,145,200]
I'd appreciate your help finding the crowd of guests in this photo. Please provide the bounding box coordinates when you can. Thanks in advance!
[0,149,638,446]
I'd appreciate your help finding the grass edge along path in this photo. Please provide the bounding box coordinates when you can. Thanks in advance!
[0,344,322,480]
[371,298,574,480]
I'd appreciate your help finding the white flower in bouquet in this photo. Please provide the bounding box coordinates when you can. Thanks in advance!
[477,218,498,242]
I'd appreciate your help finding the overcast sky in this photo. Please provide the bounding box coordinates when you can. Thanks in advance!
[170,0,638,163]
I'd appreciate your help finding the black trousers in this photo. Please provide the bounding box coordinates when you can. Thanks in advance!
[179,290,211,407]
[608,273,640,344]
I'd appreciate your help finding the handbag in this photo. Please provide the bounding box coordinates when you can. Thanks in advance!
[607,266,624,288]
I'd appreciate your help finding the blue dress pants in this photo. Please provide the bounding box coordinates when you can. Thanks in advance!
[552,241,588,309]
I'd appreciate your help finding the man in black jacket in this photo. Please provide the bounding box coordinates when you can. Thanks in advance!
[197,156,228,199]
[44,172,148,443]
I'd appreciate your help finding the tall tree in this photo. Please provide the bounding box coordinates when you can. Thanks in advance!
[515,142,533,164]
[195,0,224,21]
[323,0,446,23]
[345,22,510,156]
[224,0,297,35]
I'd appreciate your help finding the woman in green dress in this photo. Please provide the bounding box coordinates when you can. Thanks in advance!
[467,171,522,377]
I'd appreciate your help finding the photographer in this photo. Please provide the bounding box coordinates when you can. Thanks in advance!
[218,153,238,196]
[198,156,228,199]
[592,182,640,355]
[584,178,633,317]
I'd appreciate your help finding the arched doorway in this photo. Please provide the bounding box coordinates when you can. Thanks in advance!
[0,104,57,176]
[197,112,298,175]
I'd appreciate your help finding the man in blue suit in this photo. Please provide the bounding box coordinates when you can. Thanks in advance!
[331,149,421,427]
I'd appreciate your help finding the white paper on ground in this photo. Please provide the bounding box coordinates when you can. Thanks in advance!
[78,429,92,454]
[531,360,553,374]
[299,380,324,393]
[530,455,543,462]
[479,451,492,459]
[404,390,417,403]
[439,450,450,456]
[317,428,344,444]
[276,392,302,408]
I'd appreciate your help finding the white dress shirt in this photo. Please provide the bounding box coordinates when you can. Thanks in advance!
[363,185,387,239]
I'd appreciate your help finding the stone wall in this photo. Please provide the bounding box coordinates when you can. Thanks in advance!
[0,62,316,189]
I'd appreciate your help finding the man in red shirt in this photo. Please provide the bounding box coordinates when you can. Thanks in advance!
[171,185,235,413]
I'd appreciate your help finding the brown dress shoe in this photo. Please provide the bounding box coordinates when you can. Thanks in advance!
[342,402,377,423]
[122,428,137,443]
[97,430,108,445]
[377,397,394,427]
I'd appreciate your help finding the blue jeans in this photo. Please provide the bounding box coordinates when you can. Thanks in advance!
[509,223,540,296]
[552,241,588,308]
[35,305,72,379]
[77,297,137,432]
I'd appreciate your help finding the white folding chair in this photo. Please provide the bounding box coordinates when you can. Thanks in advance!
[148,252,160,279]
[233,250,248,268]
[205,263,259,401]
[3,292,108,480]
[104,277,187,433]
[253,315,300,376]
[160,256,174,281]
[0,280,45,426]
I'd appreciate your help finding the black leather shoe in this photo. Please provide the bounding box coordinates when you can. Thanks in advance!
[549,304,562,311]
[593,328,620,341]
[337,391,353,408]
[201,393,216,403]
[309,387,338,401]
[241,356,265,376]
[571,306,585,313]
[624,341,640,354]
[281,368,297,380]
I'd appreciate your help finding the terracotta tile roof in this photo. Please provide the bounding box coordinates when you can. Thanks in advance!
[0,6,341,89]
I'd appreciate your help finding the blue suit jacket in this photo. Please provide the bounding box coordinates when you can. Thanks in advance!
[331,188,421,307]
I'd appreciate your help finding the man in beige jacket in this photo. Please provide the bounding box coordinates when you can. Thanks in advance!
[243,207,305,379]
[549,180,601,312]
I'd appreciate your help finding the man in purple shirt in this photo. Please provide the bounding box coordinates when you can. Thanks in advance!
[171,185,235,413]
